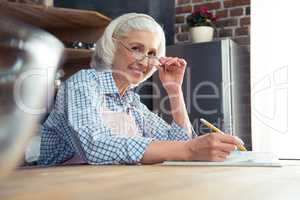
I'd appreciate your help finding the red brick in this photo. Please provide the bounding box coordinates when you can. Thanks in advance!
[194,2,221,11]
[177,0,191,5]
[219,28,233,37]
[176,33,189,42]
[176,5,192,14]
[230,8,243,16]
[224,0,250,8]
[216,10,228,19]
[235,27,248,36]
[175,15,185,24]
[216,18,238,28]
[240,17,250,26]
[192,0,204,3]
[233,36,250,45]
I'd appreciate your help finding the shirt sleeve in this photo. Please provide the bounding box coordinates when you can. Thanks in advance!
[137,101,197,141]
[65,78,152,165]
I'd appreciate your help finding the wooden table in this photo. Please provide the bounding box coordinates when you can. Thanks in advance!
[1,161,300,200]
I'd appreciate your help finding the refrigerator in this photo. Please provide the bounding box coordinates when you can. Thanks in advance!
[151,39,252,149]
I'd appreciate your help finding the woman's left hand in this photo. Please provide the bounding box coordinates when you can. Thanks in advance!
[158,57,187,94]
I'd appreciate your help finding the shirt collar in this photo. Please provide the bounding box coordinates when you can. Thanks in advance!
[95,70,120,94]
[95,70,135,101]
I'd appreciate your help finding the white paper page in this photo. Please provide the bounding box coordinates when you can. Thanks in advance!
[162,151,281,167]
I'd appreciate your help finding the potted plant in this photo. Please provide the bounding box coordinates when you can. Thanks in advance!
[187,7,217,43]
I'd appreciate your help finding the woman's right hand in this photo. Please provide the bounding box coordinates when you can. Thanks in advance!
[184,133,244,162]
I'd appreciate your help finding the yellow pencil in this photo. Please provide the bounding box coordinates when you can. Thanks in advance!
[200,118,247,151]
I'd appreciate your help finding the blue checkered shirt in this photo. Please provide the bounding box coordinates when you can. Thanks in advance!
[38,69,195,165]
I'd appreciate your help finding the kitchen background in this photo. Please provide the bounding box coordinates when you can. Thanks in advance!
[6,0,250,49]
[3,0,251,146]
[53,0,250,49]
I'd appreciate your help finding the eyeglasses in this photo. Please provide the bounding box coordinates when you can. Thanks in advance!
[114,38,161,68]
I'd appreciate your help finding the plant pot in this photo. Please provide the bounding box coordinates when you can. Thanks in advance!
[190,26,214,43]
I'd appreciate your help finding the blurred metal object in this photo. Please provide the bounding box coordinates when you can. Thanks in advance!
[37,0,53,6]
[0,17,64,178]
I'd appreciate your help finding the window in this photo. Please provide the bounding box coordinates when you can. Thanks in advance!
[251,0,300,158]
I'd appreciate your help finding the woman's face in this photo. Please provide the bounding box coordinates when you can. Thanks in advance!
[112,30,159,85]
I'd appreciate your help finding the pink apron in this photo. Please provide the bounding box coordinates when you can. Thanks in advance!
[62,106,140,165]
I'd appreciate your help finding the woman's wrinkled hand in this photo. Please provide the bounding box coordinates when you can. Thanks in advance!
[184,132,244,162]
[158,57,187,94]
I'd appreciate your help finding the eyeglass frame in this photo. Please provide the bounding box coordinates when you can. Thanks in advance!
[112,37,161,68]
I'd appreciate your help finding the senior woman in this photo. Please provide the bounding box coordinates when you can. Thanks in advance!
[38,13,243,166]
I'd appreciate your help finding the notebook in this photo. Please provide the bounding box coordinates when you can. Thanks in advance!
[161,151,282,167]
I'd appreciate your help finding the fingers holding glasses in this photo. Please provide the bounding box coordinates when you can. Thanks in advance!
[159,57,186,71]
[177,58,187,67]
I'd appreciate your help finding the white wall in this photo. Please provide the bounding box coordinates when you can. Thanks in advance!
[251,0,300,158]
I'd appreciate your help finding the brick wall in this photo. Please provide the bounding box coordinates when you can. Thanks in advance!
[175,0,250,49]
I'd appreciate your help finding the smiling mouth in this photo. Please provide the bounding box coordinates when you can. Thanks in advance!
[128,65,146,74]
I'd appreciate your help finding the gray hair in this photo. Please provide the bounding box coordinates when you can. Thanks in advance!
[90,13,166,83]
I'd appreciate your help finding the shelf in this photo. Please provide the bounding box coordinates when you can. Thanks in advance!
[62,48,93,79]
[0,2,111,43]
[0,2,111,79]
[64,48,93,66]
